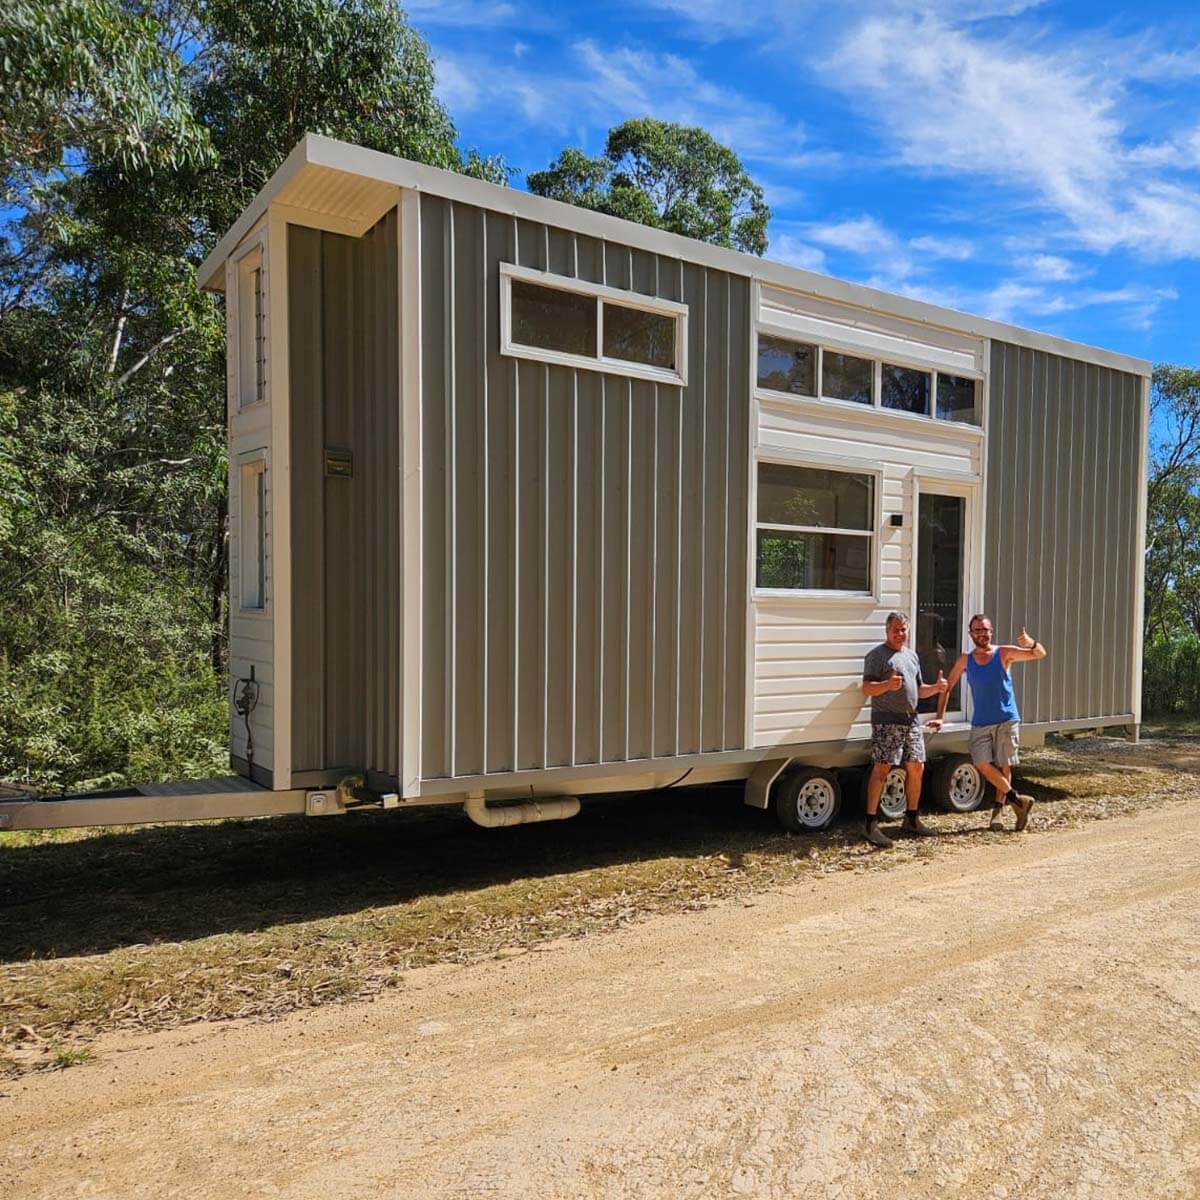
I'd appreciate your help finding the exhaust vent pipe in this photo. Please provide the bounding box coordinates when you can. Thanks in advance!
[464,792,580,828]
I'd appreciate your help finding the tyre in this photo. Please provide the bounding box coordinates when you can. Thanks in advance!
[861,765,908,821]
[772,767,842,833]
[930,754,985,813]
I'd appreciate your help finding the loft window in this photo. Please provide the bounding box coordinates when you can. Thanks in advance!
[756,462,874,594]
[937,373,978,424]
[237,247,266,409]
[757,333,816,396]
[822,350,873,405]
[501,263,688,385]
[881,363,931,415]
[239,453,266,610]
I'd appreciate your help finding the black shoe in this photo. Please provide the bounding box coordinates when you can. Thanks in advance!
[900,811,935,837]
[863,819,895,849]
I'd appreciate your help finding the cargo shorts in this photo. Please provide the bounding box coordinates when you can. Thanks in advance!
[871,719,926,766]
[969,720,1020,768]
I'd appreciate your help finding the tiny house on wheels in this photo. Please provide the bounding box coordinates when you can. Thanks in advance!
[0,133,1150,834]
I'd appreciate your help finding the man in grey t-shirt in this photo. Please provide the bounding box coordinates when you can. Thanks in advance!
[860,612,948,848]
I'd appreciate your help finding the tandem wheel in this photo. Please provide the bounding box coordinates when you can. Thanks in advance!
[772,766,842,833]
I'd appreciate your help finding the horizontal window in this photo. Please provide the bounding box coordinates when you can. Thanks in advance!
[822,351,873,405]
[511,279,596,356]
[758,333,816,396]
[501,264,687,384]
[757,530,871,591]
[602,302,676,370]
[937,373,978,424]
[881,363,931,415]
[756,462,874,594]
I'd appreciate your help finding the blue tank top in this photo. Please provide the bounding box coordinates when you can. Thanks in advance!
[966,650,1020,726]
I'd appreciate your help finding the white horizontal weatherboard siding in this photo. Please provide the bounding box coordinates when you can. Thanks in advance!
[751,402,981,749]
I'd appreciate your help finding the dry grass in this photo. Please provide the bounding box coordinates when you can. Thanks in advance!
[1,727,1193,1076]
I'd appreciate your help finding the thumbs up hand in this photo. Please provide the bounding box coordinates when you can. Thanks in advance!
[935,669,948,694]
[883,665,903,692]
[1016,627,1035,650]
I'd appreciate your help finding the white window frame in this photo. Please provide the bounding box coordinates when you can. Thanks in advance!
[500,262,689,387]
[235,243,267,411]
[754,454,882,602]
[754,320,984,432]
[238,449,268,612]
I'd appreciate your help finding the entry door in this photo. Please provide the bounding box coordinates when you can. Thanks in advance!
[915,489,968,718]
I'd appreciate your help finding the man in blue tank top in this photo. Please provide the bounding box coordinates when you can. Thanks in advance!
[934,613,1047,831]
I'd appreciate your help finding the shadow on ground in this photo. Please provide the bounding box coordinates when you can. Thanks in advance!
[0,783,843,961]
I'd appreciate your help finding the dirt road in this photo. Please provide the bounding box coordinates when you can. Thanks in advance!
[4,801,1199,1199]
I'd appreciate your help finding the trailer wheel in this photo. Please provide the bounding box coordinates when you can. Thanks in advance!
[861,766,908,821]
[773,767,842,833]
[930,755,985,813]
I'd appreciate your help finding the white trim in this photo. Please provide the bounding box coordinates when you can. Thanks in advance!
[236,450,269,614]
[755,388,985,445]
[399,190,424,796]
[271,201,382,239]
[910,472,983,724]
[198,134,1151,379]
[744,283,762,749]
[499,262,689,387]
[1131,373,1150,725]
[267,209,292,789]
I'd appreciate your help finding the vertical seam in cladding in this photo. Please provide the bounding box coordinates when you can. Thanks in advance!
[570,365,578,766]
[1033,350,1048,722]
[480,212,489,771]
[648,254,659,758]
[1045,355,1060,723]
[674,309,684,759]
[570,235,579,767]
[697,270,708,749]
[317,234,328,762]
[543,364,550,769]
[597,374,606,761]
[445,204,457,776]
[1101,369,1115,714]
[721,277,731,749]
[624,375,633,761]
[510,216,520,771]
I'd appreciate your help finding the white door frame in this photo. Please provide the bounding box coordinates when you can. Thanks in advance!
[910,472,983,725]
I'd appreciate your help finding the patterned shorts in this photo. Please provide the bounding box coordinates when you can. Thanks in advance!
[871,720,926,766]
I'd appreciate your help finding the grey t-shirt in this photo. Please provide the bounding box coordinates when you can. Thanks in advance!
[862,643,923,725]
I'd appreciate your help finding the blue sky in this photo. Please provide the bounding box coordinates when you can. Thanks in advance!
[407,0,1200,368]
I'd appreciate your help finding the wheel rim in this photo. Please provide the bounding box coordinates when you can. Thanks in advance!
[878,768,908,820]
[794,777,837,827]
[946,761,984,812]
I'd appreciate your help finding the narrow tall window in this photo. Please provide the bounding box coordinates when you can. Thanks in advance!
[239,456,266,609]
[237,248,266,409]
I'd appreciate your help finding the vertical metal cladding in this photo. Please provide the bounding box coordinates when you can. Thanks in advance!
[288,213,400,781]
[985,340,1143,725]
[419,195,750,781]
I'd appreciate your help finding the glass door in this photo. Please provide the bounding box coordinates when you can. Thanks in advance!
[915,491,966,715]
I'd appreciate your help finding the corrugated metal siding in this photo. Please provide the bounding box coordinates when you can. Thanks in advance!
[985,341,1142,725]
[419,194,749,781]
[288,213,400,779]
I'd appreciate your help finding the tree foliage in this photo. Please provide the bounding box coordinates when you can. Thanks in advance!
[528,118,771,255]
[1,0,504,788]
[1141,364,1200,713]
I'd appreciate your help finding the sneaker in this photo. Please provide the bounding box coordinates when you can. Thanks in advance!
[863,819,895,849]
[1012,793,1034,832]
[988,803,1005,832]
[900,812,935,837]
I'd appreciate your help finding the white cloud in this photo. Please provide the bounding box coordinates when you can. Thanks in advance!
[405,0,518,27]
[908,234,973,260]
[1023,254,1087,282]
[824,14,1200,259]
[771,233,827,273]
[802,215,975,287]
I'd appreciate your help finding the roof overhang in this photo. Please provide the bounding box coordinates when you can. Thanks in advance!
[198,133,1152,378]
